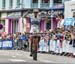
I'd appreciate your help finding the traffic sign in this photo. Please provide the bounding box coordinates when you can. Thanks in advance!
[0,24,3,30]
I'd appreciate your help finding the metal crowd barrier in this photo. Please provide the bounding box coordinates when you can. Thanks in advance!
[25,32,75,57]
[38,38,75,57]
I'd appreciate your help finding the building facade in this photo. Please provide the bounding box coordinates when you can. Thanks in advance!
[65,0,75,18]
[0,0,65,34]
[0,0,66,9]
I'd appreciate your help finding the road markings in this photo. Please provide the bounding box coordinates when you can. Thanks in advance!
[12,56,16,58]
[9,59,26,62]
[25,54,53,63]
[15,54,20,56]
[26,56,32,59]
[38,59,53,63]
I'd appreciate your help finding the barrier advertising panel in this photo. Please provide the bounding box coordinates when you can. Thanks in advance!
[2,40,13,49]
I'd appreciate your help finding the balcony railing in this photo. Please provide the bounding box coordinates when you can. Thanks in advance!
[53,3,63,6]
[31,3,50,9]
[31,3,38,8]
[40,3,49,8]
[64,0,71,1]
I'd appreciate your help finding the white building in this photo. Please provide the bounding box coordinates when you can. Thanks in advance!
[64,0,75,18]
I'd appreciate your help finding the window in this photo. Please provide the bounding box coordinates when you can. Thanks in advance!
[12,20,18,33]
[7,12,13,16]
[42,0,49,3]
[2,0,6,9]
[32,0,38,3]
[54,0,62,3]
[17,0,20,7]
[9,0,13,8]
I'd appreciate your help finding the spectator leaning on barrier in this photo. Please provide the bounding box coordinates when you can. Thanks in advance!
[38,35,45,52]
[49,29,55,54]
[0,34,2,40]
[55,28,63,55]
[60,29,64,55]
[21,33,28,50]
[51,29,57,54]
[6,34,11,40]
[10,34,13,40]
[55,28,61,55]
[49,29,53,53]
[67,30,73,57]
[64,30,71,56]
[44,31,50,45]
[72,28,75,57]
[72,14,75,26]
[13,34,18,49]
[16,33,23,50]
[16,33,22,50]
[61,29,66,55]
[0,34,2,49]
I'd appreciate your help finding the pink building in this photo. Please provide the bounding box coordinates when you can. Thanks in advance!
[4,10,61,34]
[5,17,58,34]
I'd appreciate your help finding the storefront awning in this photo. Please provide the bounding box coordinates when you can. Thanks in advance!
[6,12,21,19]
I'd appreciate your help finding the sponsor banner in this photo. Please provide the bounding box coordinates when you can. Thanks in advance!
[0,41,2,48]
[2,40,13,48]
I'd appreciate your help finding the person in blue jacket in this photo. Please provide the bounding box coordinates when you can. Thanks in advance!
[21,33,28,50]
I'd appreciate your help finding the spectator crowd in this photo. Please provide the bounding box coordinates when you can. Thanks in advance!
[0,32,29,50]
[38,14,75,58]
[0,13,75,58]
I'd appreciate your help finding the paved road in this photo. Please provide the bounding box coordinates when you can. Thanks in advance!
[0,50,75,64]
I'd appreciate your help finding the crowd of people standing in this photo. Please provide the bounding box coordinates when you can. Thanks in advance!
[0,11,75,58]
[0,32,29,50]
[38,13,75,58]
[38,27,75,58]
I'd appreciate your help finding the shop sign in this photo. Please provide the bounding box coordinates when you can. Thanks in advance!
[48,10,63,15]
[1,13,7,18]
